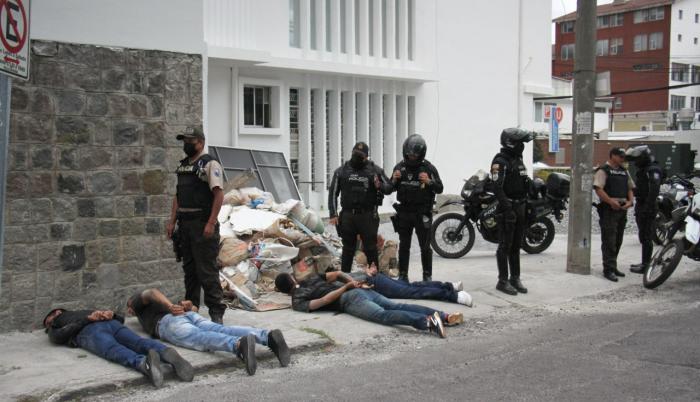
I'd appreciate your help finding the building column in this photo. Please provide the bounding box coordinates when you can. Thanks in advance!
[342,90,356,158]
[346,0,355,61]
[316,0,326,53]
[331,0,341,58]
[372,0,382,60]
[383,93,396,173]
[328,89,342,175]
[396,93,408,162]
[357,90,369,143]
[298,85,313,202]
[370,91,383,167]
[398,0,408,65]
[359,0,369,60]
[386,0,396,61]
[300,0,311,51]
[312,88,327,200]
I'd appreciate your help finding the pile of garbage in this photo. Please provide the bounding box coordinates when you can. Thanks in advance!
[216,172,398,312]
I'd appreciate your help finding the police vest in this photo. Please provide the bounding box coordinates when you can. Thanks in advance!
[634,163,662,199]
[396,162,435,209]
[176,154,215,210]
[339,162,380,210]
[493,152,528,199]
[598,164,629,199]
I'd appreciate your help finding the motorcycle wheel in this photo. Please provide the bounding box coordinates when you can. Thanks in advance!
[430,212,476,259]
[521,217,556,254]
[653,212,669,245]
[643,238,684,289]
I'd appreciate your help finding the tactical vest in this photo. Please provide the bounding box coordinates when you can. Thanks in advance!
[176,154,215,210]
[634,163,662,199]
[598,164,629,199]
[493,152,528,199]
[396,162,435,210]
[339,162,379,210]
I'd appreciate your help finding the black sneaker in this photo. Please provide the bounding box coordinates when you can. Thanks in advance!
[236,334,257,376]
[496,280,518,296]
[427,312,446,338]
[139,349,164,388]
[509,278,528,294]
[267,329,291,367]
[613,269,626,277]
[160,347,194,382]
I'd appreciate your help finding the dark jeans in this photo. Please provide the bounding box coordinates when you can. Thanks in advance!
[178,216,226,318]
[635,202,655,265]
[397,211,433,277]
[366,273,458,302]
[496,202,526,280]
[339,209,380,273]
[599,206,627,273]
[339,288,442,330]
[74,320,167,371]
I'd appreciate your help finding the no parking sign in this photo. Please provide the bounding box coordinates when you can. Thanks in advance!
[0,0,29,80]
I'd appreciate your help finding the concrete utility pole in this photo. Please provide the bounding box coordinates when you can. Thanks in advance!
[566,0,596,275]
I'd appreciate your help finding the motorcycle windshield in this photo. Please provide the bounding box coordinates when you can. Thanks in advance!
[463,169,489,192]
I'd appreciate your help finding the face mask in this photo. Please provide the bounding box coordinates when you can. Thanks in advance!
[513,143,525,155]
[184,142,198,157]
[405,156,421,167]
[350,152,366,168]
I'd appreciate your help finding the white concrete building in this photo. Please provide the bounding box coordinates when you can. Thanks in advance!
[31,0,553,211]
[669,0,700,126]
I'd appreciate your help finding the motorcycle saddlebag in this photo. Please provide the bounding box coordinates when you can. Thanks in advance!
[546,172,571,199]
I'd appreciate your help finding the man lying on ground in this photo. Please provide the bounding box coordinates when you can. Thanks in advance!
[274,271,463,338]
[43,308,193,388]
[127,288,290,376]
[353,264,474,307]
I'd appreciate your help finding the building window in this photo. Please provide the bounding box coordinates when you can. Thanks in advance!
[326,0,332,52]
[561,21,574,33]
[289,89,299,182]
[310,0,318,50]
[289,0,301,48]
[696,13,699,23]
[534,102,543,123]
[597,14,622,28]
[695,37,698,45]
[696,97,700,112]
[672,63,689,82]
[633,63,661,71]
[597,15,610,28]
[561,43,575,60]
[595,106,607,113]
[634,6,665,23]
[614,97,622,109]
[671,95,685,111]
[612,13,624,26]
[679,9,683,20]
[692,97,696,111]
[678,34,682,42]
[633,34,648,52]
[649,32,663,50]
[596,39,609,56]
[244,86,272,128]
[691,66,700,83]
[610,38,623,55]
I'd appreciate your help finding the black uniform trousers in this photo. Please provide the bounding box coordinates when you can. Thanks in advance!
[635,201,655,265]
[178,215,226,318]
[598,206,627,274]
[339,209,380,273]
[496,202,526,281]
[397,210,433,278]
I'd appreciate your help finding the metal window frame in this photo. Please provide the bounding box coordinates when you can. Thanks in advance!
[243,85,272,128]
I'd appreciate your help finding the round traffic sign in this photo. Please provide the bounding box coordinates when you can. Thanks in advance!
[555,107,563,124]
[0,0,28,54]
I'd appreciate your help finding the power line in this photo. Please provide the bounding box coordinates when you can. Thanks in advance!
[533,82,700,101]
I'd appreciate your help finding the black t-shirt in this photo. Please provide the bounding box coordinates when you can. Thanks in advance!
[292,274,343,312]
[53,310,95,329]
[131,295,170,337]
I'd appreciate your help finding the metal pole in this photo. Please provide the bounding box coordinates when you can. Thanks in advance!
[0,74,11,296]
[566,0,596,275]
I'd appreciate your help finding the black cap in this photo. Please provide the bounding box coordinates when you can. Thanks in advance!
[176,126,205,141]
[610,147,625,157]
[352,142,369,157]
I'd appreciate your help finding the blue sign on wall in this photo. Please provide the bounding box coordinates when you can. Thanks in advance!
[549,106,559,153]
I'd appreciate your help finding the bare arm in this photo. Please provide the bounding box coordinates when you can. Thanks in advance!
[142,288,185,315]
[325,271,354,283]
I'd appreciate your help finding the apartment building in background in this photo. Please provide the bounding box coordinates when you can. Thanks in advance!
[553,0,700,132]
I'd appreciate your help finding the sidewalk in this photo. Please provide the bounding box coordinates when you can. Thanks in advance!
[1,233,695,401]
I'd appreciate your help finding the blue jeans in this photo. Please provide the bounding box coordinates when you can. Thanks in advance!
[368,273,458,302]
[74,320,167,371]
[339,289,442,330]
[158,312,269,354]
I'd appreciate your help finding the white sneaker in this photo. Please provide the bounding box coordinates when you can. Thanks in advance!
[457,291,473,307]
[452,281,463,291]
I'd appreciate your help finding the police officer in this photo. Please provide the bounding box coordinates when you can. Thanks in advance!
[593,147,635,282]
[490,128,534,296]
[626,146,662,274]
[166,126,226,324]
[391,134,443,282]
[328,142,393,273]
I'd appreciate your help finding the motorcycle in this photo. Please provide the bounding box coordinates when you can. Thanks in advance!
[653,175,695,245]
[644,192,700,289]
[430,170,570,258]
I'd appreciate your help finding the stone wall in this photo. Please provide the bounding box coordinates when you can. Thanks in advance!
[0,40,202,332]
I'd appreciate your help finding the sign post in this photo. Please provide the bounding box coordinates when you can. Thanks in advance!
[0,0,29,296]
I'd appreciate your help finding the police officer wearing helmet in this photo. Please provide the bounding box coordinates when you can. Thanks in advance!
[328,142,393,273]
[391,134,444,282]
[490,128,533,296]
[166,126,226,324]
[593,147,635,282]
[625,145,662,274]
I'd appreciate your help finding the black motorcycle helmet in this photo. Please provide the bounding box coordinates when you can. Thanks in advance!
[625,145,653,167]
[500,128,534,150]
[403,134,427,167]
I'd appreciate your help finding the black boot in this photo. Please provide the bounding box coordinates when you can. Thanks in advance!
[160,347,194,382]
[422,274,432,282]
[139,349,164,388]
[496,280,518,296]
[267,329,291,367]
[398,272,409,283]
[236,334,257,376]
[509,277,528,294]
[630,263,648,274]
[603,271,618,282]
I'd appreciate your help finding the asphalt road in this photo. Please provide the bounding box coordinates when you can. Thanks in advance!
[93,269,700,402]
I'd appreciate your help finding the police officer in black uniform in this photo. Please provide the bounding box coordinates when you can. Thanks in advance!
[626,145,662,274]
[166,127,226,323]
[490,128,534,296]
[593,147,635,282]
[391,134,443,282]
[328,142,393,273]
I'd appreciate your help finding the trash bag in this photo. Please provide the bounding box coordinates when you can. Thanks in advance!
[263,219,308,245]
[249,239,299,263]
[290,201,325,234]
[218,237,249,267]
[223,189,249,206]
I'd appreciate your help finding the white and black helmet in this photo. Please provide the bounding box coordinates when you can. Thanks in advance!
[625,145,653,166]
[500,128,534,149]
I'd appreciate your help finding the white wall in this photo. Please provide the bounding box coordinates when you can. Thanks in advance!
[32,0,204,53]
[669,0,700,108]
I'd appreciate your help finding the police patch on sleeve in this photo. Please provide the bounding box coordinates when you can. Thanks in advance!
[214,169,221,178]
